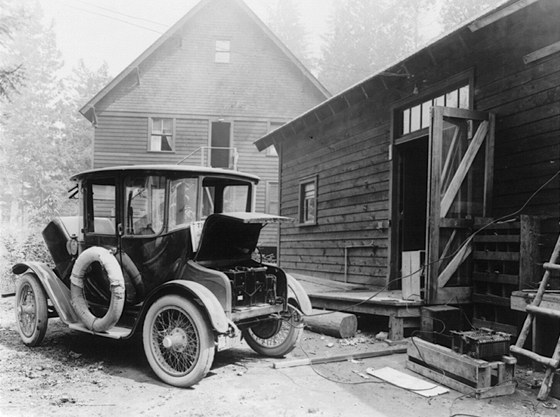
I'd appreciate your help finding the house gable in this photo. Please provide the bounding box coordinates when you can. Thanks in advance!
[81,0,329,121]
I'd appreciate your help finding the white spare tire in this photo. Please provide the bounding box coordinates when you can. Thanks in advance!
[70,247,125,332]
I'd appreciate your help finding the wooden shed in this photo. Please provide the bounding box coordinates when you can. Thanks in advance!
[80,0,329,252]
[255,0,560,335]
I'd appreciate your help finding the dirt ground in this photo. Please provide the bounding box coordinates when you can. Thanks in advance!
[1,295,559,417]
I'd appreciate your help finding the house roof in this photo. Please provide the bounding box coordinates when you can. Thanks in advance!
[80,0,330,123]
[254,0,533,151]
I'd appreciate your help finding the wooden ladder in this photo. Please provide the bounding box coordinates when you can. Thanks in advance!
[510,233,560,400]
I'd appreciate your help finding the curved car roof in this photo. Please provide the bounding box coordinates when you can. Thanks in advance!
[70,164,260,183]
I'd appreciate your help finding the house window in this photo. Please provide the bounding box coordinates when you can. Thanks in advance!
[149,118,174,152]
[215,40,230,63]
[298,176,317,225]
[401,84,470,135]
[266,181,279,215]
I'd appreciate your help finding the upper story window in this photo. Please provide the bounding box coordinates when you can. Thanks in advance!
[149,118,174,152]
[401,84,470,136]
[215,40,230,63]
[299,176,317,226]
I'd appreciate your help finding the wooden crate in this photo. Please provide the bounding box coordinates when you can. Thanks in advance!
[406,337,516,399]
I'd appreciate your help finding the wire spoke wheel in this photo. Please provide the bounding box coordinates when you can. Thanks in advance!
[143,295,214,387]
[15,274,48,346]
[242,304,303,357]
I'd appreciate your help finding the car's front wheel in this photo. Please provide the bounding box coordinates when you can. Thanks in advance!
[242,304,303,357]
[15,273,48,347]
[143,295,215,387]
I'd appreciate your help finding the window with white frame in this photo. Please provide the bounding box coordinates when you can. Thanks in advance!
[215,40,230,63]
[298,176,317,225]
[401,84,470,136]
[149,118,174,152]
[266,181,279,215]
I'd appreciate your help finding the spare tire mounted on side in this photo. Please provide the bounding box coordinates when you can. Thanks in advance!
[70,246,125,332]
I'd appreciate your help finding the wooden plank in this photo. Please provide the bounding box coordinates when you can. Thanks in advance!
[440,121,488,217]
[483,113,495,217]
[471,318,518,336]
[473,235,519,243]
[472,293,511,307]
[519,215,542,290]
[472,272,519,285]
[473,251,519,261]
[524,41,560,64]
[468,0,539,31]
[426,106,444,304]
[438,243,472,287]
[272,346,407,369]
[408,337,487,383]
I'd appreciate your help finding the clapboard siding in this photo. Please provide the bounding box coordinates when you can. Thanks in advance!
[94,0,325,119]
[88,0,328,256]
[233,120,279,248]
[264,0,560,285]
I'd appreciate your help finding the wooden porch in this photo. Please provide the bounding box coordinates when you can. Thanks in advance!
[294,273,423,340]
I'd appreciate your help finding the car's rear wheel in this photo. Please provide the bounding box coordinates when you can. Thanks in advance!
[242,304,303,357]
[143,295,215,387]
[15,273,48,346]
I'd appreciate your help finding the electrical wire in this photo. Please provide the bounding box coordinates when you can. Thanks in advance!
[297,167,560,320]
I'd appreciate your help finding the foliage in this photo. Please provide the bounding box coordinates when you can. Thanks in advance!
[318,0,435,94]
[264,0,313,70]
[0,0,26,101]
[438,0,504,31]
[0,226,53,293]
[0,1,111,227]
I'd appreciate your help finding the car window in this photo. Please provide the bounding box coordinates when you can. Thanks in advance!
[89,182,116,235]
[169,177,198,230]
[125,175,166,236]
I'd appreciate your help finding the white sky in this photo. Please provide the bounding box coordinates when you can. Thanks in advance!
[39,0,334,76]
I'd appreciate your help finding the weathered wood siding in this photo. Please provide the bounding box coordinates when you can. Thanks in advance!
[89,0,327,251]
[234,120,279,247]
[280,105,393,286]
[93,0,325,119]
[276,0,560,284]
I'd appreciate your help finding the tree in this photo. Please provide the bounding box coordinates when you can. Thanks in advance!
[264,0,313,69]
[0,0,26,101]
[438,0,503,32]
[318,0,434,94]
[0,1,111,226]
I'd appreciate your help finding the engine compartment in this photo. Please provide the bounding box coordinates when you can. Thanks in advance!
[220,266,278,308]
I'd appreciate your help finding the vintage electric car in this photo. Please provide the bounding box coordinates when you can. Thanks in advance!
[13,165,311,387]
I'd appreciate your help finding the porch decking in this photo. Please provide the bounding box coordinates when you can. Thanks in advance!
[294,274,423,340]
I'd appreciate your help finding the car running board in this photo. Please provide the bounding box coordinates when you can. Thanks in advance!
[68,322,133,339]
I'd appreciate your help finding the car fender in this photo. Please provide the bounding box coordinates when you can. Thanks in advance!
[12,262,80,325]
[286,273,312,315]
[144,280,230,334]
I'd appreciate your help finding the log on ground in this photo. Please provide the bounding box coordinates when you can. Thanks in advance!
[305,309,358,338]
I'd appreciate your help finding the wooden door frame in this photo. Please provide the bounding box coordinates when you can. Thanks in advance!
[425,107,495,304]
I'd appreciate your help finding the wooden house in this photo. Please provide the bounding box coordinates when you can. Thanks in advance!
[79,0,329,252]
[255,0,560,335]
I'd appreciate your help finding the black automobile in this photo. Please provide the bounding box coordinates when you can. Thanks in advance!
[13,165,311,387]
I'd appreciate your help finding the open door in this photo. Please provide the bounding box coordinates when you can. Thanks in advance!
[425,106,495,304]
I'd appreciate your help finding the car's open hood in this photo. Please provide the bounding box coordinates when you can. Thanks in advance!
[194,212,293,262]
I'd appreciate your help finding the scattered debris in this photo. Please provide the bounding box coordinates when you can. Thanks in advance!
[375,332,388,341]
